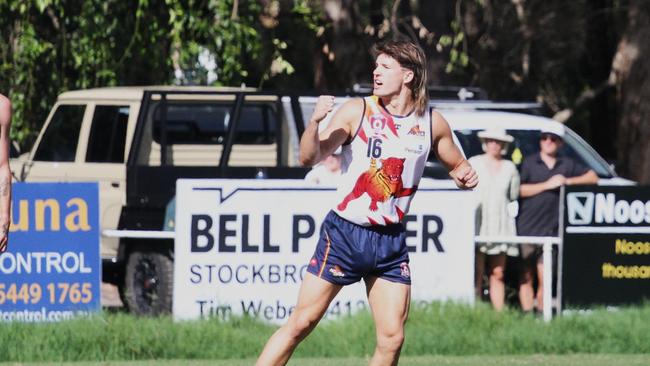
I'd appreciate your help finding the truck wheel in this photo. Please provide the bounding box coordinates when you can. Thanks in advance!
[124,249,173,315]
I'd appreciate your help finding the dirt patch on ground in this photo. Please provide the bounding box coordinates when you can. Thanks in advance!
[101,282,124,308]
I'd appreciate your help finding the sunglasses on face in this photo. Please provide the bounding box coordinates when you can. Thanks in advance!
[540,134,560,142]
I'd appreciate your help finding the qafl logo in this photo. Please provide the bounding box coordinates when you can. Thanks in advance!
[370,114,387,131]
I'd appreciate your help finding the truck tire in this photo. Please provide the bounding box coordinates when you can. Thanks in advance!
[123,248,173,315]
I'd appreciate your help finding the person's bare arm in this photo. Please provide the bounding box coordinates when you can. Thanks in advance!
[520,169,597,198]
[520,174,566,198]
[0,94,12,252]
[299,97,363,166]
[431,111,478,189]
[566,170,599,185]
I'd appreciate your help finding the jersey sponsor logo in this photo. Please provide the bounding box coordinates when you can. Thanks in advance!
[405,145,424,155]
[407,124,426,137]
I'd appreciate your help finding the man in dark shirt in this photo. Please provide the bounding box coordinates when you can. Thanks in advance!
[517,128,598,313]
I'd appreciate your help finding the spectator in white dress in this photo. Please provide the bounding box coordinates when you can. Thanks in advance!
[469,128,520,311]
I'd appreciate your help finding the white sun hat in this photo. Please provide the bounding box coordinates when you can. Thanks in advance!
[477,128,514,155]
[477,128,514,143]
[539,125,565,139]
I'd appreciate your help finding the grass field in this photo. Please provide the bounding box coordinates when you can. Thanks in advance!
[1,302,649,363]
[3,354,650,366]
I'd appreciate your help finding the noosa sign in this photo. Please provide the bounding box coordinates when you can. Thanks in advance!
[567,191,650,226]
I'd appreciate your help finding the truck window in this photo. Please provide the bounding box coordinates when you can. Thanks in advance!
[33,104,86,162]
[232,104,277,144]
[140,101,279,167]
[86,106,129,163]
[227,103,279,167]
[152,103,277,145]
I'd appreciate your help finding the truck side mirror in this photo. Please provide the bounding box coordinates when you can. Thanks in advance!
[605,159,618,174]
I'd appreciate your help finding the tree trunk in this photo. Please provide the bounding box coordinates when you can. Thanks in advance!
[313,0,372,91]
[614,0,650,182]
[417,0,456,86]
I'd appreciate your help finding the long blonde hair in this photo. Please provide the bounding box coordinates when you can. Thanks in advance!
[373,40,428,117]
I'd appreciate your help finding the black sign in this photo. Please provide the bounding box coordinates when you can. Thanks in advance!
[562,185,650,307]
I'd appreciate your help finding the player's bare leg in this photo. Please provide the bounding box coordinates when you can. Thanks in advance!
[365,276,410,366]
[256,273,342,366]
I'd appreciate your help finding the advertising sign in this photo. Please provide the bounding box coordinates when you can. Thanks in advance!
[562,185,650,307]
[173,179,475,323]
[0,183,101,322]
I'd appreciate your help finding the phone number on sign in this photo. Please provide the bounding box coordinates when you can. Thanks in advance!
[0,283,93,305]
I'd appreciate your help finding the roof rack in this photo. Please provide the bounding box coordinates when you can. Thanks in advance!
[430,100,543,111]
[350,83,542,112]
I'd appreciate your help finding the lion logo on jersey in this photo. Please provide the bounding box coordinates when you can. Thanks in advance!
[337,157,417,211]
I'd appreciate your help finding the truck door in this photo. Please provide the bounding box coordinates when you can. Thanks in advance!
[69,103,136,259]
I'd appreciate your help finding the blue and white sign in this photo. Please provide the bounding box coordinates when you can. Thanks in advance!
[0,183,101,322]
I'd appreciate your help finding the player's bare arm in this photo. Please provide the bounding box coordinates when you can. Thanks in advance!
[431,110,478,189]
[521,169,597,198]
[299,97,363,166]
[0,94,12,252]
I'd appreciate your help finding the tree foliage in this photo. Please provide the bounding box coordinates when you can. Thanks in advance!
[0,0,319,147]
[0,0,647,181]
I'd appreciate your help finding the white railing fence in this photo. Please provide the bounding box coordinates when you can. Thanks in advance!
[474,235,561,322]
[103,229,562,321]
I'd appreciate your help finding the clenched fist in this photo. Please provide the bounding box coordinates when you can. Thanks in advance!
[450,162,479,189]
[310,95,335,124]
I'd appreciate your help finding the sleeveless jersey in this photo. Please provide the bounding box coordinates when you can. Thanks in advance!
[333,96,432,226]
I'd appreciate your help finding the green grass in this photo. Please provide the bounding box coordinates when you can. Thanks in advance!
[1,302,649,362]
[3,355,650,366]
